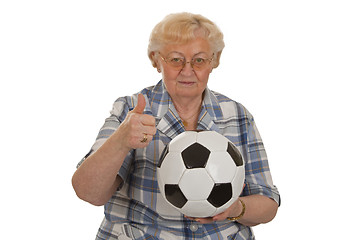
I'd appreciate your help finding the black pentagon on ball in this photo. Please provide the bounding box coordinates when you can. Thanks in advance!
[164,184,187,208]
[181,142,211,169]
[207,183,233,208]
[158,145,169,168]
[227,142,243,166]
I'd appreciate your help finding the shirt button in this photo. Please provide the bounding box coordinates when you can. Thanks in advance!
[189,224,199,232]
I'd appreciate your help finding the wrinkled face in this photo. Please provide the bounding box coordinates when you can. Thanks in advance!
[156,37,213,102]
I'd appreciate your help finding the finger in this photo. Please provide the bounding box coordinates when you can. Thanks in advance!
[184,215,195,220]
[184,215,210,223]
[132,94,146,114]
[134,134,154,149]
[142,134,153,143]
[140,114,156,126]
[212,211,228,222]
[194,217,214,224]
[142,125,157,136]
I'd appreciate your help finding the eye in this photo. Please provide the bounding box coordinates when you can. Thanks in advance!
[171,58,184,63]
[193,58,205,64]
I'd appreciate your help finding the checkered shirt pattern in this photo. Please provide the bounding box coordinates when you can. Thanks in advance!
[78,80,280,240]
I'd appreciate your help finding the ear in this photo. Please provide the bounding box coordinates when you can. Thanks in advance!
[150,51,159,69]
[151,52,162,73]
[212,50,223,69]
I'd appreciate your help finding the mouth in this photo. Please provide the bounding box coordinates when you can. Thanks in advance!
[178,81,196,87]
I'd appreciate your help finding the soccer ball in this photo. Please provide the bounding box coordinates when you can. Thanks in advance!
[157,130,245,218]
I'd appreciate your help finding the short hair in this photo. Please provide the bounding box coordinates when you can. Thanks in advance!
[148,12,225,68]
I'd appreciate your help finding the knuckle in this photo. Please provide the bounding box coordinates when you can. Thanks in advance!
[152,128,157,135]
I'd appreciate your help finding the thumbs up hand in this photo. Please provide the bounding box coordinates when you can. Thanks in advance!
[115,94,157,151]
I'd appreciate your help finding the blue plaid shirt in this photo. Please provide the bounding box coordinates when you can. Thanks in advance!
[78,80,280,240]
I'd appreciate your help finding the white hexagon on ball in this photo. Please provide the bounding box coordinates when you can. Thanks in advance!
[158,152,186,184]
[169,131,197,152]
[196,131,229,151]
[205,152,237,183]
[181,200,216,218]
[179,168,214,200]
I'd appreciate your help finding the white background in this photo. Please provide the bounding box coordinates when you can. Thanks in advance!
[1,0,359,239]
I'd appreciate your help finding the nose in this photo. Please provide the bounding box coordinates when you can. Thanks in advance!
[180,61,194,76]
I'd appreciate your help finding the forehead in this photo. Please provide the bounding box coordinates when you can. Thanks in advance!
[161,37,211,56]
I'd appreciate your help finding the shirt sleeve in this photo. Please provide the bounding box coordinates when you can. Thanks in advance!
[241,114,281,206]
[76,96,135,184]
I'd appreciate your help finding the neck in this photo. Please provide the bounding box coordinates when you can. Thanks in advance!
[173,96,202,117]
[172,96,203,130]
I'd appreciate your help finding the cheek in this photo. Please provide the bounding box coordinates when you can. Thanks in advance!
[196,71,211,83]
[161,69,178,92]
[162,68,178,82]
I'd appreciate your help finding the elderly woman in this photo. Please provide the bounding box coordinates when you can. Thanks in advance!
[72,12,280,240]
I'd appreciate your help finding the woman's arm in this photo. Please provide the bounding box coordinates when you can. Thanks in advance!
[72,94,156,206]
[189,195,278,226]
[71,135,130,206]
[226,195,278,226]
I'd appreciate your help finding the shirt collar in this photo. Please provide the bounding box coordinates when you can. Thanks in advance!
[151,80,223,139]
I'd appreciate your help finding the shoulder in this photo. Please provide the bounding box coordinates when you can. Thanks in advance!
[110,82,161,119]
[208,89,254,121]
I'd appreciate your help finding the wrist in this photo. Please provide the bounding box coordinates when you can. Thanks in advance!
[110,128,132,153]
[227,199,246,221]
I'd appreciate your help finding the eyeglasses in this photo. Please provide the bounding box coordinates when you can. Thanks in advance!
[158,52,214,71]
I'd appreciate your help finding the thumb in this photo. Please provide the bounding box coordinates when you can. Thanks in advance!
[132,94,146,114]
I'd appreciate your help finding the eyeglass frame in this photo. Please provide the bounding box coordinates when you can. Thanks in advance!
[157,52,214,71]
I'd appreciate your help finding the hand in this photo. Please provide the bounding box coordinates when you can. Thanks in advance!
[185,184,246,224]
[115,94,157,150]
[185,198,243,224]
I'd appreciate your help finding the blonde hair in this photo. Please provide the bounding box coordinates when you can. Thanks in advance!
[148,12,225,68]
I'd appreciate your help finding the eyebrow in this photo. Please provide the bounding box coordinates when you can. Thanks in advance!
[166,51,210,57]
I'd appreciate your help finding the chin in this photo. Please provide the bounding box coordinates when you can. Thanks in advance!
[175,88,203,99]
